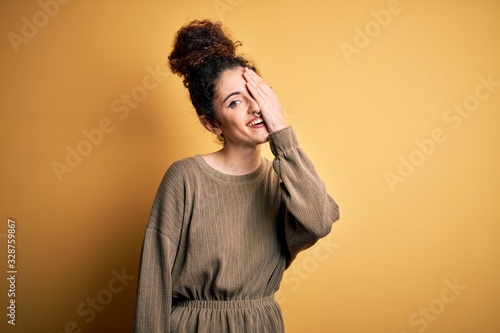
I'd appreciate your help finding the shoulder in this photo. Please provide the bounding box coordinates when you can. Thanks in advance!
[168,155,199,174]
[159,155,201,186]
[260,157,279,182]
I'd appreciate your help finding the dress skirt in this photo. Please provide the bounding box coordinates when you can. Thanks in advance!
[170,296,285,333]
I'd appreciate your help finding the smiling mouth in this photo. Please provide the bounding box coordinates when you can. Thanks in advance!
[247,118,264,127]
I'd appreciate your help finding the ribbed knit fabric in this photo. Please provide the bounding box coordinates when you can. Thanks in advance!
[135,126,339,333]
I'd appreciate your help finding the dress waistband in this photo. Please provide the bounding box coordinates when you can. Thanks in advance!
[172,296,276,310]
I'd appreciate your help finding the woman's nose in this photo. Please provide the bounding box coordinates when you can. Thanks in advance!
[248,97,260,115]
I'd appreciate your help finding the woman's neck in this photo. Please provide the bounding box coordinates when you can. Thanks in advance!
[203,144,262,175]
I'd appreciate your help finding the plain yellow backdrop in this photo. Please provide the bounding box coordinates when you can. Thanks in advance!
[1,0,499,332]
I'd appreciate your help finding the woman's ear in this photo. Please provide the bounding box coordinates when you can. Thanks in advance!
[199,115,223,135]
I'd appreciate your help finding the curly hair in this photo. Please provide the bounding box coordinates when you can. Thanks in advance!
[168,20,257,144]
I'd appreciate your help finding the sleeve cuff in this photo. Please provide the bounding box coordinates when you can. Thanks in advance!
[269,126,298,156]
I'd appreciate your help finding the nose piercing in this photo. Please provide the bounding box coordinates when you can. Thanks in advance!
[253,111,261,116]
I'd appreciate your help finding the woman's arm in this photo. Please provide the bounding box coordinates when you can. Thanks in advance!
[270,127,340,265]
[243,67,339,264]
[135,166,185,332]
[135,227,174,332]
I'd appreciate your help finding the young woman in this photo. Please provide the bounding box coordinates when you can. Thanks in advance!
[135,20,340,333]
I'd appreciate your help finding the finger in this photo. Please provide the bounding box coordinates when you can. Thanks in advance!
[245,80,265,106]
[244,68,264,87]
[245,68,272,92]
[244,71,274,103]
[247,79,271,107]
[244,70,265,98]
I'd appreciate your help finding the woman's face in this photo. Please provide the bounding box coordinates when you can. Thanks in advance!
[211,67,269,148]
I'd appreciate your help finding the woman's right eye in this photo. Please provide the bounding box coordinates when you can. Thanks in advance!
[228,100,241,108]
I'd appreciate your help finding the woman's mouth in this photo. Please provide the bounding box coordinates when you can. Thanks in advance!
[247,117,264,127]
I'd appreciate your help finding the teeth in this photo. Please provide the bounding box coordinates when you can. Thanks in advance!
[247,119,263,127]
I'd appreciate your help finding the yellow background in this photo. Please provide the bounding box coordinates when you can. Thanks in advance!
[1,0,499,332]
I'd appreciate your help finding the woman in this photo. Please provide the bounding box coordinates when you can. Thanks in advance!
[135,20,340,333]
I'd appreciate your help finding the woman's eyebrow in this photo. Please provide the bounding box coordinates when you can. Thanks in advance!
[222,91,241,104]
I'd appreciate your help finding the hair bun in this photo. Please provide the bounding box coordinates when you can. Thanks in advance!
[168,20,241,81]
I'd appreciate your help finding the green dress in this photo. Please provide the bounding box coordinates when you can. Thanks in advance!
[135,127,339,332]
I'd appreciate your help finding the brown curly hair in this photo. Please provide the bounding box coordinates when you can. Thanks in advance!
[168,20,257,144]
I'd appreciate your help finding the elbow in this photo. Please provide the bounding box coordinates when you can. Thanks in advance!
[314,214,336,240]
[331,201,340,223]
[315,224,332,240]
[317,200,339,238]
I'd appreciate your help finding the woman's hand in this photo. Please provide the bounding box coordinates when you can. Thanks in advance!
[243,67,287,133]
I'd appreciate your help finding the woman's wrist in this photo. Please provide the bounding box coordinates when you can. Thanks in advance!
[266,119,287,134]
[269,126,297,156]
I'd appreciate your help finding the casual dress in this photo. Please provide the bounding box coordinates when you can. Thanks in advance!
[135,126,339,333]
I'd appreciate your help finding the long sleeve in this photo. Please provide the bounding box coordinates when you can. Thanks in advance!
[269,126,340,265]
[135,165,185,333]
